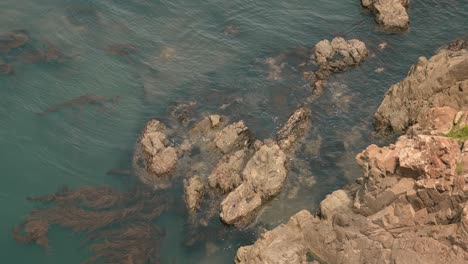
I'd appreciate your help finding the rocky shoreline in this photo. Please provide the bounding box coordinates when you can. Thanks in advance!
[234,41,468,263]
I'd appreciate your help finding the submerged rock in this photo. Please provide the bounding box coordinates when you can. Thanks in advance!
[184,175,205,212]
[375,40,468,133]
[0,30,29,53]
[220,140,287,225]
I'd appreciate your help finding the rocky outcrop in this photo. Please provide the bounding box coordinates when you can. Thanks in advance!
[209,149,248,193]
[236,131,468,263]
[184,175,205,212]
[133,119,178,189]
[375,41,468,133]
[308,37,368,92]
[362,0,410,31]
[277,107,311,153]
[220,140,288,225]
[214,121,251,154]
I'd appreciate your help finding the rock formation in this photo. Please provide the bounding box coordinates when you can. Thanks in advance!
[277,106,311,153]
[220,140,288,225]
[209,149,248,193]
[236,129,468,264]
[236,41,468,264]
[219,107,311,226]
[184,175,205,212]
[133,119,178,189]
[361,0,410,31]
[308,37,368,92]
[375,40,468,133]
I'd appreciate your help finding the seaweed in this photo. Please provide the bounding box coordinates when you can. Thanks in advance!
[13,185,168,264]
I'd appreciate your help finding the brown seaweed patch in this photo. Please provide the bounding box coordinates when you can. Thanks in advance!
[13,185,168,264]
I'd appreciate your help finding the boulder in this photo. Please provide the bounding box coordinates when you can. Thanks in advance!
[277,107,311,152]
[220,140,287,225]
[133,119,178,188]
[209,150,248,193]
[362,0,410,31]
[314,37,368,79]
[375,41,468,133]
[214,121,251,154]
[310,38,368,91]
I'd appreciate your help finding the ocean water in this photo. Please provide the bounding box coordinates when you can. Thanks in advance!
[0,0,467,263]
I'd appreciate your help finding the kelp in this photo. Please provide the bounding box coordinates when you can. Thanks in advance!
[13,185,168,264]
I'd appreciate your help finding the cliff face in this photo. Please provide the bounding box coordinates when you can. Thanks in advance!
[235,41,468,264]
[375,40,468,134]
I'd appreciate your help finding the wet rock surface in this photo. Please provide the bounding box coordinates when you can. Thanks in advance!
[309,37,368,92]
[184,175,205,212]
[236,42,468,264]
[133,119,179,189]
[362,0,410,31]
[220,140,288,225]
[277,107,311,153]
[375,40,468,134]
[236,133,468,264]
[209,150,248,193]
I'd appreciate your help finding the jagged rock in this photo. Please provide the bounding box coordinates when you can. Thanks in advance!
[184,175,205,212]
[398,135,461,179]
[314,38,368,79]
[319,190,352,220]
[209,150,248,193]
[189,114,229,140]
[133,119,178,188]
[236,133,467,263]
[277,107,311,152]
[236,210,316,264]
[375,41,468,133]
[415,106,459,135]
[310,37,368,91]
[362,0,410,31]
[214,121,251,154]
[220,140,287,225]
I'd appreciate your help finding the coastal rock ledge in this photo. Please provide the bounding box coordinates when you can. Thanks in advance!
[235,42,468,264]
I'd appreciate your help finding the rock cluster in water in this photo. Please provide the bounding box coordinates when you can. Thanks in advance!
[361,0,410,31]
[306,37,368,93]
[235,41,468,264]
[133,106,311,226]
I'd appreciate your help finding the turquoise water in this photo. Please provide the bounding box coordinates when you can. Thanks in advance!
[1,0,467,263]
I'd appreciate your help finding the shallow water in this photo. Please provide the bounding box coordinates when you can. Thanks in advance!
[1,0,467,263]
